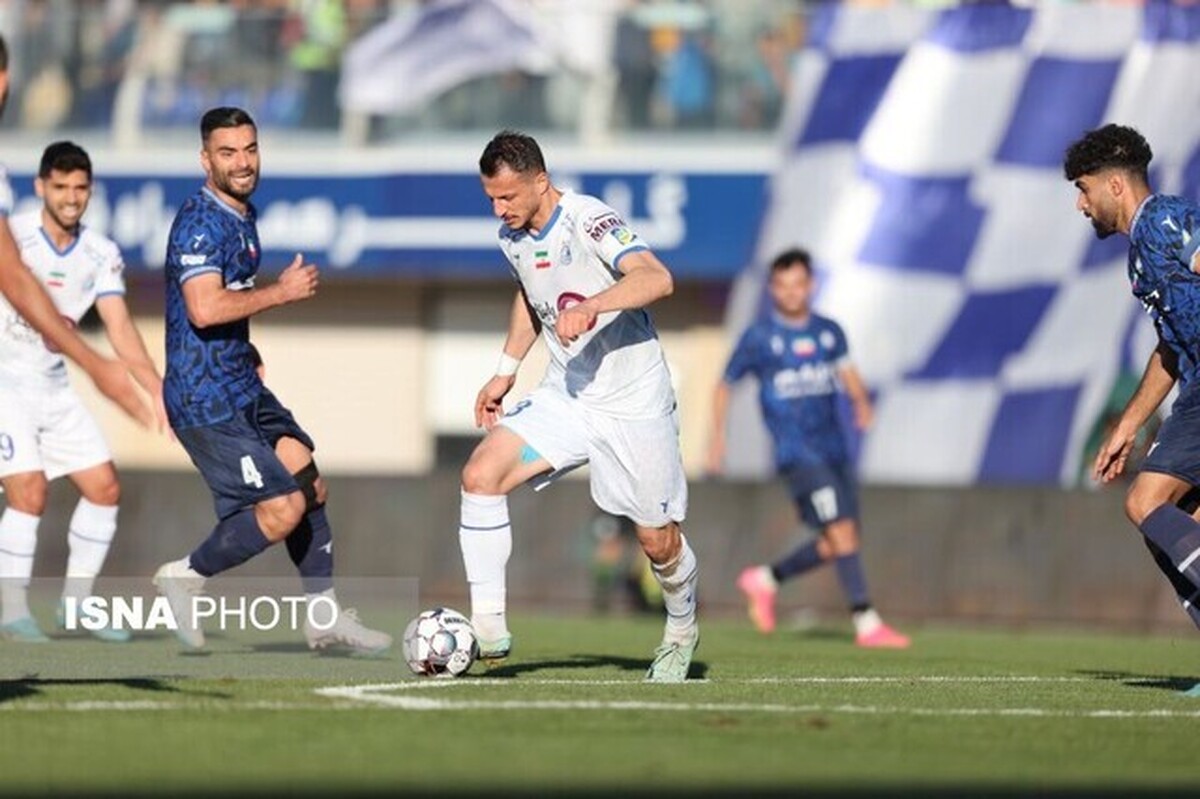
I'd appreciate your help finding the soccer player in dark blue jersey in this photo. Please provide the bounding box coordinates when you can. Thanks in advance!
[152,107,390,654]
[1066,124,1200,659]
[708,248,909,648]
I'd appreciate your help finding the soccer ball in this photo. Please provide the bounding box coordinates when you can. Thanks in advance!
[402,607,478,677]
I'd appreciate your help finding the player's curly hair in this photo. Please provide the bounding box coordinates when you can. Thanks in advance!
[479,130,546,177]
[1063,124,1152,183]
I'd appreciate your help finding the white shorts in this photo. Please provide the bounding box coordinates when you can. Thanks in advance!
[0,383,111,481]
[498,386,688,528]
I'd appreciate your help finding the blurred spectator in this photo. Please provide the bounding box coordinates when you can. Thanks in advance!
[70,0,138,127]
[654,28,714,130]
[613,2,655,130]
[17,0,76,129]
[284,0,348,129]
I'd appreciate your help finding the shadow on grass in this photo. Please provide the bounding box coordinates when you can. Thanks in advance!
[480,653,709,680]
[1076,669,1199,693]
[0,676,233,704]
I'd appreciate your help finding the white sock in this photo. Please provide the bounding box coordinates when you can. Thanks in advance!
[63,499,119,601]
[852,607,882,636]
[651,534,698,645]
[458,491,511,640]
[0,508,41,624]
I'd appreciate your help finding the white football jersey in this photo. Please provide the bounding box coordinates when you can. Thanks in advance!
[0,210,126,387]
[498,190,675,418]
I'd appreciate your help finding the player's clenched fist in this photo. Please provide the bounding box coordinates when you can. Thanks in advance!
[277,253,319,303]
[554,296,599,346]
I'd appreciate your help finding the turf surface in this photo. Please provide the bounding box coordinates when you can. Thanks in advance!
[1,613,1198,796]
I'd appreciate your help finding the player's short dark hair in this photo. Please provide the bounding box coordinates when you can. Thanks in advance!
[1063,124,1152,183]
[0,34,8,71]
[770,247,813,276]
[479,130,547,177]
[38,141,91,179]
[201,106,256,143]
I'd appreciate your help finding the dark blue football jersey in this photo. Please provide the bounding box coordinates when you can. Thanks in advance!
[723,312,853,469]
[163,187,264,429]
[1128,194,1200,387]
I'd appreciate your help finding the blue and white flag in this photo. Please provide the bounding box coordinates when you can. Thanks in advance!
[339,0,553,116]
[725,2,1200,486]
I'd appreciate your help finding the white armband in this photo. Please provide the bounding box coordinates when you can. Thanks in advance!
[496,352,522,377]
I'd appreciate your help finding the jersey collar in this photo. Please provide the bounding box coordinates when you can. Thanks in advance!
[201,186,254,221]
[530,202,563,242]
[1129,193,1156,238]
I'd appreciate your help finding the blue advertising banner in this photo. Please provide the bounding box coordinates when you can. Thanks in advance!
[7,168,767,280]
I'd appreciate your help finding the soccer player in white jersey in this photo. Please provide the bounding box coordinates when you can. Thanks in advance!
[0,36,153,429]
[0,141,165,642]
[461,130,699,682]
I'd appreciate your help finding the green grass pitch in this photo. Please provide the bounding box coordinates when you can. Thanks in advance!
[1,612,1199,795]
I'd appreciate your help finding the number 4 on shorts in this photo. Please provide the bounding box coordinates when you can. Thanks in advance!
[241,455,264,488]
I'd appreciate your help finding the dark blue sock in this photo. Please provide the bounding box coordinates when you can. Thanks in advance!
[189,508,272,577]
[771,540,824,583]
[1142,536,1200,631]
[1139,504,1200,585]
[285,506,334,595]
[833,553,871,611]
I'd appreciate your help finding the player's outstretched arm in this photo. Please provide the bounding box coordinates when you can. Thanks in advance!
[706,381,733,475]
[1094,342,1177,483]
[182,253,317,328]
[554,250,674,346]
[0,225,153,427]
[96,295,169,433]
[475,290,539,430]
[839,364,875,431]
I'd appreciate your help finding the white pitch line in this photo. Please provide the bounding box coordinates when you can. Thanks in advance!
[0,700,363,713]
[313,679,1200,718]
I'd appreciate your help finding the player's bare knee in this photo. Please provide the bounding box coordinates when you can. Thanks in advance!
[636,522,681,565]
[255,492,306,541]
[5,474,48,515]
[1124,489,1162,527]
[85,479,121,507]
[461,456,502,495]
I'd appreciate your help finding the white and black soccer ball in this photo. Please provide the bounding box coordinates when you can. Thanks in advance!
[402,607,478,677]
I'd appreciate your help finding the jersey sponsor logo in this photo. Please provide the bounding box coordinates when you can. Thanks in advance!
[584,212,623,241]
[792,337,816,356]
[772,362,837,399]
[181,254,208,267]
[535,249,551,269]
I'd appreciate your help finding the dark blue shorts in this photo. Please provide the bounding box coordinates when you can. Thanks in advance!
[1142,399,1200,485]
[175,389,315,520]
[783,460,860,530]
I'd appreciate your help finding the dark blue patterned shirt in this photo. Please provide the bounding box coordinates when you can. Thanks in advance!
[1128,194,1200,388]
[163,187,264,429]
[723,312,852,469]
